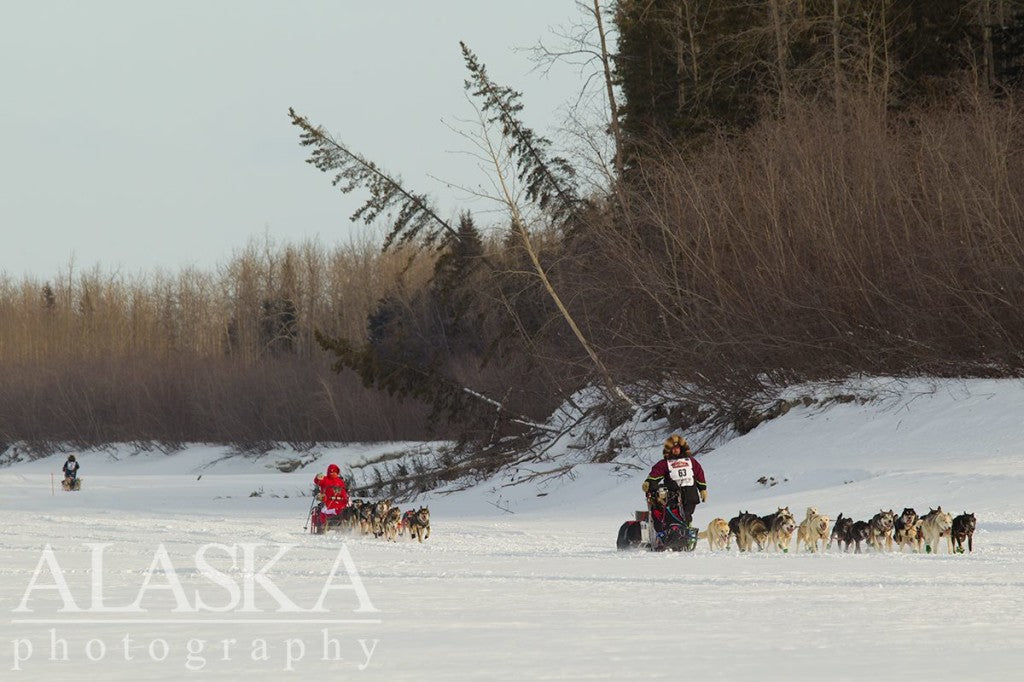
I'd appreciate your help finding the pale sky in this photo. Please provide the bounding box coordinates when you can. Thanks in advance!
[0,1,591,278]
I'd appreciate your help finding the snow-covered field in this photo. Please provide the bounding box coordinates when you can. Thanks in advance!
[2,378,1023,681]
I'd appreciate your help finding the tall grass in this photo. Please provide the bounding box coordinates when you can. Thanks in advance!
[587,89,1024,390]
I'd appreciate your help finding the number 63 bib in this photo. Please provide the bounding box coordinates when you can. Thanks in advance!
[667,458,694,486]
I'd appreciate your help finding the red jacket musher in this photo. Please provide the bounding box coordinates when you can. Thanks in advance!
[315,463,349,512]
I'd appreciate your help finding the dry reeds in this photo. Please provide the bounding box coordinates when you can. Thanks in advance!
[587,88,1024,388]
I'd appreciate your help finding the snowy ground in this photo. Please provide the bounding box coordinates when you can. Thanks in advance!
[2,378,1023,681]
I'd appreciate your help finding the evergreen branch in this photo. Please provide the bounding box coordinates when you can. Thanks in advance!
[460,42,580,225]
[288,107,458,250]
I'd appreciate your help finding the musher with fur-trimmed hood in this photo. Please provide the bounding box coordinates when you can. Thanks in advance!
[642,434,707,527]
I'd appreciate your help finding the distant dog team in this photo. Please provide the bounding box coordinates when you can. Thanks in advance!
[322,497,432,543]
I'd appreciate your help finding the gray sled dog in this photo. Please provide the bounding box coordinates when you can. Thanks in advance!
[919,507,954,554]
[737,515,769,552]
[766,507,798,552]
[868,509,896,552]
[407,506,431,542]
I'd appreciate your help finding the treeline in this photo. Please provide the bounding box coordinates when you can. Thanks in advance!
[0,240,454,451]
[614,0,1024,152]
[4,1,1024,453]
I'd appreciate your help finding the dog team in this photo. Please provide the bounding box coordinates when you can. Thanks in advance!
[701,506,975,554]
[311,465,430,541]
[332,498,432,543]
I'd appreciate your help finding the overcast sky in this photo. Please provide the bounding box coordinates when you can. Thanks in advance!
[0,1,591,279]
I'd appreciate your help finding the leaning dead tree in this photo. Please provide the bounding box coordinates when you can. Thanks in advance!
[289,41,636,414]
[459,42,636,411]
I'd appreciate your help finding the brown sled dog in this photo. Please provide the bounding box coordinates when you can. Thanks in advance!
[382,507,403,542]
[698,518,731,551]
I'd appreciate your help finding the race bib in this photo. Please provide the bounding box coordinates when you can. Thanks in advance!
[667,458,694,486]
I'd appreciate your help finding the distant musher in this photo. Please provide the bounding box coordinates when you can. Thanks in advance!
[62,454,81,491]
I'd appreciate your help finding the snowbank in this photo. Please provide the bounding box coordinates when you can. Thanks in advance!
[1,378,1022,680]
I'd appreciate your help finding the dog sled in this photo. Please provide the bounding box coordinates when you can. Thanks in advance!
[617,506,698,552]
[308,500,359,535]
[61,477,82,492]
[618,480,699,552]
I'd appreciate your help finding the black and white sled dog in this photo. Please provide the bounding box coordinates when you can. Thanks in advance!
[893,508,920,552]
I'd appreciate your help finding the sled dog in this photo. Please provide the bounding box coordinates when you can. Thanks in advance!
[382,506,403,542]
[797,512,831,553]
[728,511,753,540]
[868,509,896,552]
[737,515,769,552]
[766,507,797,552]
[408,506,431,542]
[951,512,976,553]
[699,518,731,551]
[728,511,756,551]
[759,507,787,530]
[371,499,393,537]
[829,513,852,550]
[919,507,954,555]
[358,502,375,535]
[893,508,920,552]
[338,503,362,532]
[842,520,871,553]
